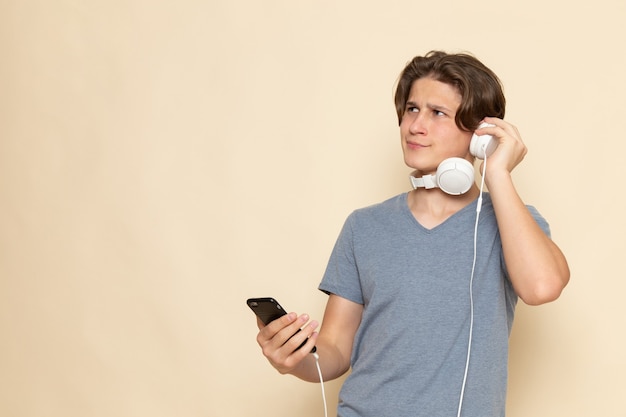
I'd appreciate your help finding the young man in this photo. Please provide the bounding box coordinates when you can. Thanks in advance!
[254,51,570,416]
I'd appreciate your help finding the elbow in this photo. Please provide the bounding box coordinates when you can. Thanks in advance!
[518,270,570,306]
[520,285,563,306]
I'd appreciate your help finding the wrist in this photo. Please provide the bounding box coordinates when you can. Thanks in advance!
[484,168,512,191]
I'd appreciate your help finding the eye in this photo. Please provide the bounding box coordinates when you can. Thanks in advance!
[406,105,419,113]
[433,109,446,116]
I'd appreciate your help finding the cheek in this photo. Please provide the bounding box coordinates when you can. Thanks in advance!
[399,123,409,139]
[447,131,472,151]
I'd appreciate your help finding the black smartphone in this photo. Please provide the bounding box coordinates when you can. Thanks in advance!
[246,297,316,353]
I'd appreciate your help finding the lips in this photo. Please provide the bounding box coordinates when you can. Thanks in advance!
[406,140,427,150]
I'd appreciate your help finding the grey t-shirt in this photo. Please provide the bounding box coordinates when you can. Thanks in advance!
[319,192,550,417]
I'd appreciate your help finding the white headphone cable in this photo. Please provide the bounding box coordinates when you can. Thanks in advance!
[312,352,328,417]
[456,153,487,417]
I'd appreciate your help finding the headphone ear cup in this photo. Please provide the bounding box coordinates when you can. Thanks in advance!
[470,133,496,159]
[436,157,474,195]
[470,123,497,159]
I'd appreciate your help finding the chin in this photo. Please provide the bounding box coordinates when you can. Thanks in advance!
[404,158,433,174]
[403,154,420,169]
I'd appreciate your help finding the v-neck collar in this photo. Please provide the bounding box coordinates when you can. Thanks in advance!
[401,192,486,233]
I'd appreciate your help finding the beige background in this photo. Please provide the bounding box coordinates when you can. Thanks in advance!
[1,1,624,416]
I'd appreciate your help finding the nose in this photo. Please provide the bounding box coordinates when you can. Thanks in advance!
[405,111,426,135]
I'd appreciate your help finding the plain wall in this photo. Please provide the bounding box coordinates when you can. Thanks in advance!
[1,1,624,416]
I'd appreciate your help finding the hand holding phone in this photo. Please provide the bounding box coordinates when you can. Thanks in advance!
[247,297,317,353]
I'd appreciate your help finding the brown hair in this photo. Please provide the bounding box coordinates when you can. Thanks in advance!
[394,51,506,131]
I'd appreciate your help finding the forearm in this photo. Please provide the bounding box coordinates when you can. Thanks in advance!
[487,171,570,305]
[288,295,360,382]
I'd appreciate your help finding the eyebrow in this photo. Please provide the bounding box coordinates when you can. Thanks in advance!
[406,101,454,113]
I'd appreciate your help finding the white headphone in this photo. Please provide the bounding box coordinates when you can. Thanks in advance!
[410,123,497,195]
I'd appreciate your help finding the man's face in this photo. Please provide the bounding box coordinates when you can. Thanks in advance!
[400,77,473,175]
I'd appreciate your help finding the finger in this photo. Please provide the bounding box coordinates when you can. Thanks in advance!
[483,117,520,141]
[274,314,314,347]
[268,330,320,373]
[256,316,266,330]
[281,318,320,354]
[257,313,319,364]
[257,312,297,348]
[286,331,320,365]
[480,116,502,130]
[475,118,502,138]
